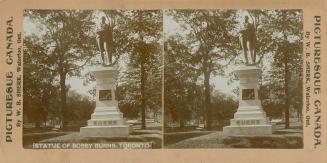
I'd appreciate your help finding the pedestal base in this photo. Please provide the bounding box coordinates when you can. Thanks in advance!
[222,65,274,136]
[79,66,132,137]
[80,125,132,137]
[223,125,273,136]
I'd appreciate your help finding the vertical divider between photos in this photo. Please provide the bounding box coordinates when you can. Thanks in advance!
[161,9,166,149]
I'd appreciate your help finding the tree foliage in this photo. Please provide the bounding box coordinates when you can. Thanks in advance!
[114,10,163,128]
[164,37,203,127]
[24,10,96,127]
[259,10,303,128]
[165,10,238,130]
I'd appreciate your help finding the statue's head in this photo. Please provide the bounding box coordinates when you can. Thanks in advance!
[244,16,249,22]
[101,16,106,23]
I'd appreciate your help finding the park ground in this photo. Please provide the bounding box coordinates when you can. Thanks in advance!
[23,121,162,149]
[164,121,303,149]
[23,121,303,149]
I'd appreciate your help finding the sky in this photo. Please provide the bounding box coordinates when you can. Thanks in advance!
[24,10,272,98]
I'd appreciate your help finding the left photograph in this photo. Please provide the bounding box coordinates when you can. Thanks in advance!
[23,10,163,149]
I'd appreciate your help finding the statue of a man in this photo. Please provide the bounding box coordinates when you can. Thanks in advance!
[239,16,256,65]
[96,16,113,65]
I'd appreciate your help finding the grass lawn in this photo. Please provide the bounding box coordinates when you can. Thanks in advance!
[164,122,303,149]
[24,121,162,148]
[223,122,303,148]
[165,131,224,148]
[164,131,214,147]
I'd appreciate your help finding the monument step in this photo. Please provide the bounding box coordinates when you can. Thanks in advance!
[234,110,266,114]
[230,118,270,126]
[91,112,122,114]
[94,106,119,109]
[91,113,123,119]
[96,102,119,107]
[223,124,274,135]
[88,118,126,121]
[93,109,121,113]
[231,117,268,120]
[239,100,262,106]
[91,111,123,114]
[87,118,128,126]
[237,106,263,111]
[80,125,132,137]
[84,124,131,128]
[234,111,267,119]
[234,111,266,114]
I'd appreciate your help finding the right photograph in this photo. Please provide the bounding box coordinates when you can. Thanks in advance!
[164,9,303,149]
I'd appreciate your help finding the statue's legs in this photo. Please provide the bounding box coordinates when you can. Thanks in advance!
[250,49,255,63]
[243,49,249,64]
[246,41,254,64]
[249,41,256,63]
[103,41,112,65]
[240,36,249,64]
[96,35,105,63]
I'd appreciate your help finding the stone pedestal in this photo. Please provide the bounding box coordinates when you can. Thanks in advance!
[80,66,132,137]
[223,65,273,135]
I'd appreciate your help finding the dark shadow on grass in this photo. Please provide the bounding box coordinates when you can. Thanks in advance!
[164,131,214,146]
[223,135,303,149]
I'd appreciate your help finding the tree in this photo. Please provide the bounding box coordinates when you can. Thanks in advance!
[166,10,238,130]
[260,10,303,128]
[210,91,238,126]
[164,36,204,127]
[24,10,96,128]
[116,10,162,129]
[66,90,95,122]
[23,36,58,127]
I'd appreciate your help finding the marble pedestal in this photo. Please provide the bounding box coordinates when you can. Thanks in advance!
[223,66,273,135]
[80,66,132,137]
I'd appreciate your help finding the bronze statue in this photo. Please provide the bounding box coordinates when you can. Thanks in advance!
[96,16,113,65]
[239,16,256,65]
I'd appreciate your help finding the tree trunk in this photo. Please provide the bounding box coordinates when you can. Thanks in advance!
[153,110,157,123]
[281,13,290,129]
[180,119,184,128]
[140,60,146,129]
[35,120,41,128]
[59,71,67,129]
[284,53,290,129]
[204,68,212,130]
